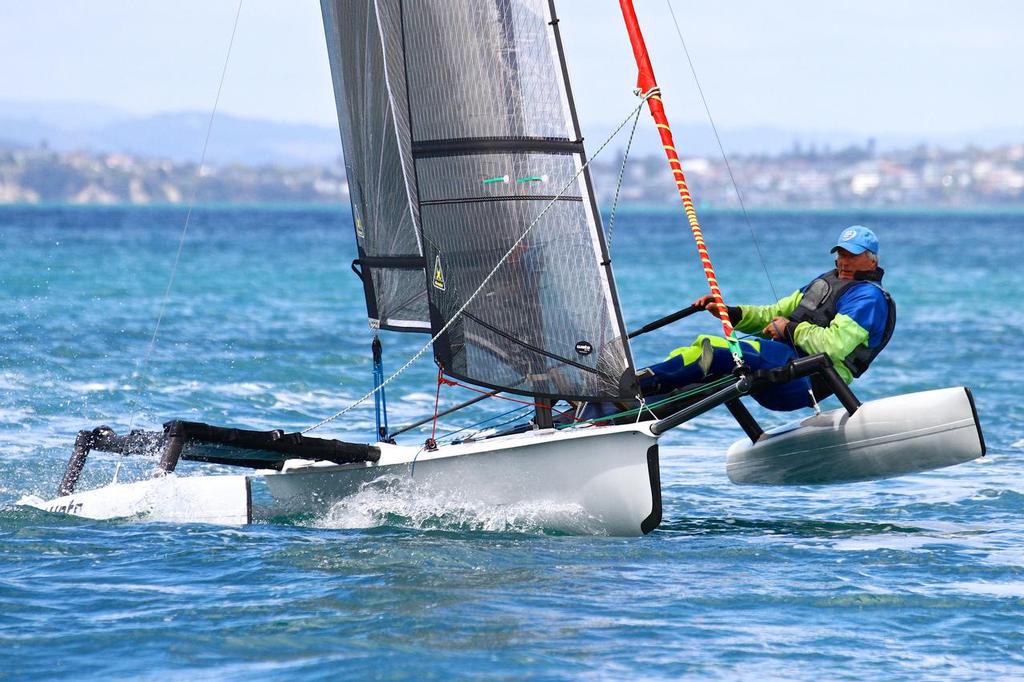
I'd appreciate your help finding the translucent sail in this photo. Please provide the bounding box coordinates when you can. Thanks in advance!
[321,0,428,332]
[323,0,636,400]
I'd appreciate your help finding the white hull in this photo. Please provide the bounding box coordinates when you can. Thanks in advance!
[26,423,662,536]
[265,423,661,536]
[726,387,985,485]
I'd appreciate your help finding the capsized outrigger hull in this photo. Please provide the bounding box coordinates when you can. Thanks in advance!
[28,423,662,536]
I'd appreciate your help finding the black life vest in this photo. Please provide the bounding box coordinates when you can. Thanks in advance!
[788,268,896,378]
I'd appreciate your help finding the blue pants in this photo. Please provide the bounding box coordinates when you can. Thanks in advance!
[641,336,813,412]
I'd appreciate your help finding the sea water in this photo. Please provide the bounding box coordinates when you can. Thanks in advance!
[0,206,1021,679]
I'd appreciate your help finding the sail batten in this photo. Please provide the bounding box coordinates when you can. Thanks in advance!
[412,138,584,157]
[323,0,636,401]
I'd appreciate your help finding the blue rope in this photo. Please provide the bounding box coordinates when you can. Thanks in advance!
[372,337,388,441]
[379,371,389,437]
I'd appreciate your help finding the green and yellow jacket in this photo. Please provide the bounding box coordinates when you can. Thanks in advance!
[731,269,895,383]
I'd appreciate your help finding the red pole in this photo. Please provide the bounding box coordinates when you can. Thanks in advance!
[619,0,740,360]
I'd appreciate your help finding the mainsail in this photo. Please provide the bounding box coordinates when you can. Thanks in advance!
[322,0,636,401]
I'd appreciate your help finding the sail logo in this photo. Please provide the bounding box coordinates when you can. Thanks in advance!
[355,216,365,239]
[433,255,446,291]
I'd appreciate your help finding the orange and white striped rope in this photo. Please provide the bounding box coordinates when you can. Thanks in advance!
[619,0,742,364]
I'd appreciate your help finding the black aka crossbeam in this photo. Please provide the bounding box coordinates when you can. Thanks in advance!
[58,420,380,497]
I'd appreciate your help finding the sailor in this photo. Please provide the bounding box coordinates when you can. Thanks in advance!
[638,225,895,411]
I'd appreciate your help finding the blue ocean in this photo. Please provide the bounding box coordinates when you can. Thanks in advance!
[1,205,1021,679]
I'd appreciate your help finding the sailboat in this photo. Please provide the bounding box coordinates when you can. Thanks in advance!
[27,1,984,535]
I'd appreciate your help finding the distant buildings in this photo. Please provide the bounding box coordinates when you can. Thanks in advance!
[588,142,1024,208]
[0,146,348,205]
[1,141,1023,208]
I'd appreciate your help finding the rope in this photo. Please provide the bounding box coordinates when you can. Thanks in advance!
[665,0,780,303]
[127,0,244,427]
[435,405,532,444]
[630,81,742,365]
[636,396,658,423]
[439,376,574,417]
[808,388,822,415]
[560,375,737,428]
[619,1,743,366]
[113,0,244,482]
[302,92,658,435]
[428,365,445,445]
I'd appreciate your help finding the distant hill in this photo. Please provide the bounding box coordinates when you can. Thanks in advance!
[87,112,343,167]
[0,100,342,167]
[0,99,130,129]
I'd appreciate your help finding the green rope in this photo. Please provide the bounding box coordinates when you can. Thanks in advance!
[559,375,738,429]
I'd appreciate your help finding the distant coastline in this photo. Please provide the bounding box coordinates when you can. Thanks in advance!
[7,204,1024,219]
[2,141,1022,208]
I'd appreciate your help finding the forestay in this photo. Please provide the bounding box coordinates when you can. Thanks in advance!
[322,0,636,401]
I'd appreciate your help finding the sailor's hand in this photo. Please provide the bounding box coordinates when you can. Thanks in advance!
[763,316,790,340]
[693,294,720,315]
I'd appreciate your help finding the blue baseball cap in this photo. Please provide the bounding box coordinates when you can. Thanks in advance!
[830,225,878,255]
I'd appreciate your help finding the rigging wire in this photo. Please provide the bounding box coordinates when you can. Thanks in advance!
[437,376,574,417]
[604,103,644,249]
[129,0,244,418]
[434,405,533,444]
[114,1,244,481]
[557,374,737,428]
[302,92,659,435]
[664,0,780,303]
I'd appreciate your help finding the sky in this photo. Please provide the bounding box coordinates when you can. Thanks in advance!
[0,0,1022,141]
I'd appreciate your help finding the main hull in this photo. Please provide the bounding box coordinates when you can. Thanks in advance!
[265,423,661,536]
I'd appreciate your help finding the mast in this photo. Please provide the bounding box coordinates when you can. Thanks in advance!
[618,1,742,362]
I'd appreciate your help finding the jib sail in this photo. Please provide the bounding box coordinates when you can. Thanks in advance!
[322,0,428,332]
[322,0,636,401]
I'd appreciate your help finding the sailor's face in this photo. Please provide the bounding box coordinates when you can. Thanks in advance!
[834,248,876,280]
